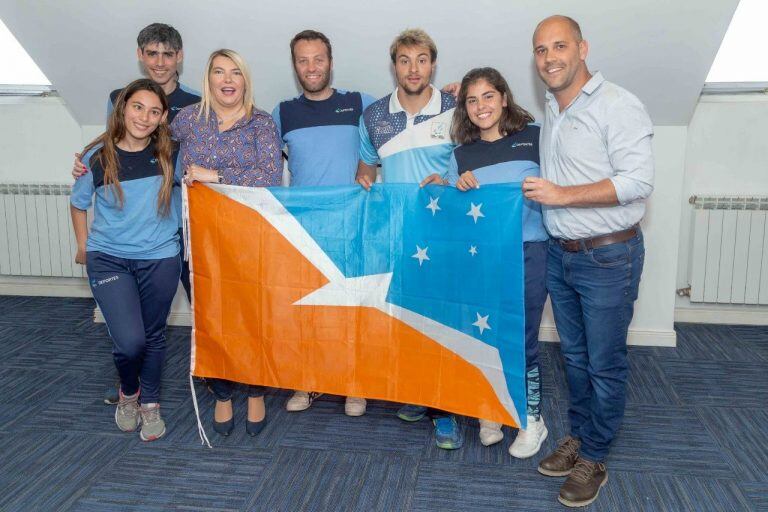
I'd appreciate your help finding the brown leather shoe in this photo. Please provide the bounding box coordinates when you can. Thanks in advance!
[557,457,608,508]
[537,435,580,477]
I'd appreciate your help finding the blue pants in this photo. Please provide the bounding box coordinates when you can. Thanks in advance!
[87,251,180,403]
[523,241,548,418]
[546,231,644,462]
[177,227,191,302]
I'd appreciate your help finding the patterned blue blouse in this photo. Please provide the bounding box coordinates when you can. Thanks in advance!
[171,104,283,187]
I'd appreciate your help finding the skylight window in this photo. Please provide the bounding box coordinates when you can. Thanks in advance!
[706,0,768,88]
[0,18,51,92]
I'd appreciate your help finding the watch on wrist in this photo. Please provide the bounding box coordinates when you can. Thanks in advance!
[217,171,224,184]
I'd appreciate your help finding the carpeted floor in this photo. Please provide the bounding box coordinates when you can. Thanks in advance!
[0,295,766,511]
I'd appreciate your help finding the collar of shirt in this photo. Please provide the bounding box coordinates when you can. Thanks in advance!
[209,108,251,132]
[545,71,606,114]
[389,84,442,117]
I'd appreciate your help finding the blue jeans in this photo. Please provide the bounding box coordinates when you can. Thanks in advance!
[546,231,644,462]
[87,251,181,403]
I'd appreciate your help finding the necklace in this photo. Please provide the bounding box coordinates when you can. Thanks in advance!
[216,107,244,125]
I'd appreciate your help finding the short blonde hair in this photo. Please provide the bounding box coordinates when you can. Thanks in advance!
[198,48,255,121]
[389,28,437,63]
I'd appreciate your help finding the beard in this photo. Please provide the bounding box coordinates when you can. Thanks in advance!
[399,79,430,96]
[298,72,330,94]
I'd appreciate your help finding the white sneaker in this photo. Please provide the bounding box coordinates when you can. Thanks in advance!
[285,391,322,412]
[344,396,367,417]
[509,415,548,459]
[478,419,504,446]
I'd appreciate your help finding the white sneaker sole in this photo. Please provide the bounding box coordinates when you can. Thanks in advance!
[509,425,548,459]
[286,392,322,412]
[139,425,166,442]
[479,430,504,446]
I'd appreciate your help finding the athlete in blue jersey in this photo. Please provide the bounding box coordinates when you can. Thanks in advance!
[356,28,463,450]
[356,31,456,189]
[273,31,375,188]
[442,67,550,458]
[272,30,375,417]
[71,79,180,442]
[72,23,200,405]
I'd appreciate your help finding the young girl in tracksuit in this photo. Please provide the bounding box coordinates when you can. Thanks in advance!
[71,78,180,441]
[446,67,549,458]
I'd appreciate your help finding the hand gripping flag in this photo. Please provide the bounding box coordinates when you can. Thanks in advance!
[186,183,527,427]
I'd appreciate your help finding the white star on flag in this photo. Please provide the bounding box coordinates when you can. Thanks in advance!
[412,245,430,266]
[426,196,441,216]
[472,313,491,335]
[467,202,485,223]
[469,245,478,256]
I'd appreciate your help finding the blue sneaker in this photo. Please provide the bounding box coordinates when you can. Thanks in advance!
[433,416,464,450]
[397,404,428,422]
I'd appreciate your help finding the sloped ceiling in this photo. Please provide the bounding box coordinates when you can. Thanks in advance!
[1,0,738,126]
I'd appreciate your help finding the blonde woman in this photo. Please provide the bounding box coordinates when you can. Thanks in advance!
[172,49,282,436]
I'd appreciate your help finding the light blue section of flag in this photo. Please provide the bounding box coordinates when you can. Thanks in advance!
[268,183,527,423]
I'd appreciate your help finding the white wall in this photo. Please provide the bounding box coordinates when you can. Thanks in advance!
[676,95,768,289]
[673,94,768,324]
[0,96,85,183]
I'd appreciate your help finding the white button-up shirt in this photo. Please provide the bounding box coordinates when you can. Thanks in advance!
[540,72,654,240]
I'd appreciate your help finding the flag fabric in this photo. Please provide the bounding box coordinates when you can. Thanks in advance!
[186,182,527,427]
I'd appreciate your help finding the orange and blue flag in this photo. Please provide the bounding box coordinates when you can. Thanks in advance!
[187,182,527,427]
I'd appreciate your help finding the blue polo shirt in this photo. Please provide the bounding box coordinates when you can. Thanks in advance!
[446,125,548,242]
[71,142,180,260]
[359,85,456,183]
[272,89,376,187]
[107,82,200,123]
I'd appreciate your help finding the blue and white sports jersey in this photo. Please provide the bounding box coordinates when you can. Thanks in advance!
[71,142,180,260]
[106,83,199,229]
[446,125,548,242]
[272,89,375,187]
[107,82,200,123]
[360,85,456,183]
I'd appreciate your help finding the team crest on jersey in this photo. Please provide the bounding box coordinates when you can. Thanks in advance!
[430,121,447,139]
[150,158,158,164]
[374,120,394,135]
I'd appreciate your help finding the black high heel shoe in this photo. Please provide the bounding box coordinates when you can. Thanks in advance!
[246,418,266,437]
[213,400,234,436]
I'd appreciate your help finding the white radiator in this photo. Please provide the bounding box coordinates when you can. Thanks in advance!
[0,183,86,278]
[689,195,768,305]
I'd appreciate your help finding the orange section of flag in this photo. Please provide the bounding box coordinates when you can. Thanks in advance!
[189,184,517,426]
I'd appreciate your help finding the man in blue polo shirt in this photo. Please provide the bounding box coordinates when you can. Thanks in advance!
[355,28,462,450]
[272,30,375,417]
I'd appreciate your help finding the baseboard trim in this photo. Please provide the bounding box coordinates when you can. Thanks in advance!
[0,276,91,297]
[538,325,677,347]
[674,305,768,326]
